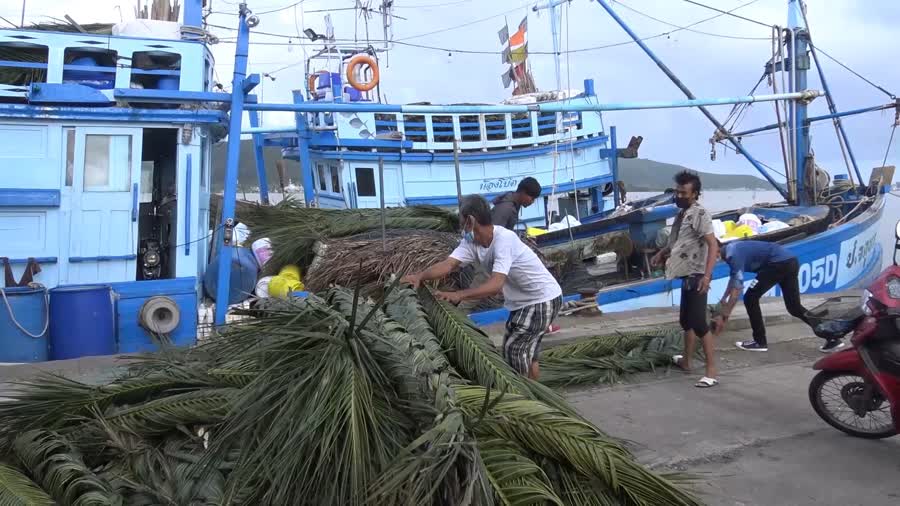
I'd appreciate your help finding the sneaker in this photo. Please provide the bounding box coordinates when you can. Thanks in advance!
[547,324,561,334]
[735,340,768,352]
[819,339,846,353]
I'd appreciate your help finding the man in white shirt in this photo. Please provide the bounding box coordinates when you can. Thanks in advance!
[402,195,562,379]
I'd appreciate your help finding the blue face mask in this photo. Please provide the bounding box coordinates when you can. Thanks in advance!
[462,217,475,243]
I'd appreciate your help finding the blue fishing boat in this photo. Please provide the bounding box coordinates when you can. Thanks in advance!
[0,0,893,351]
[234,0,892,325]
[0,4,224,358]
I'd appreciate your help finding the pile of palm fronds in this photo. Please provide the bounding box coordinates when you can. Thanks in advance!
[540,327,685,388]
[238,198,459,272]
[0,286,702,506]
[305,229,465,295]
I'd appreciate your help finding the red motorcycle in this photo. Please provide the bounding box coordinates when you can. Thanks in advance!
[808,220,900,439]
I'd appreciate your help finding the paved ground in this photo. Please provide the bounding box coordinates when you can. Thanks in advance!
[560,324,900,506]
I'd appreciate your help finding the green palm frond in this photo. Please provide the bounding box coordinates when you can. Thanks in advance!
[455,386,701,506]
[0,463,54,506]
[477,438,564,506]
[203,297,413,506]
[0,370,216,444]
[12,431,120,506]
[543,460,621,506]
[540,329,685,388]
[541,327,681,365]
[101,388,237,438]
[417,287,583,418]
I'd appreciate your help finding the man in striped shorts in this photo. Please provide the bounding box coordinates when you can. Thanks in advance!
[402,195,563,379]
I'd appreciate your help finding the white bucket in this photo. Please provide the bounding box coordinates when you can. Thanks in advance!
[255,276,274,298]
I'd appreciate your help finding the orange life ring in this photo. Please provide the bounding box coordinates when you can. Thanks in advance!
[307,70,328,96]
[346,54,379,92]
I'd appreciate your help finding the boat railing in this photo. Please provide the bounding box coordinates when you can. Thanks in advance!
[312,103,603,152]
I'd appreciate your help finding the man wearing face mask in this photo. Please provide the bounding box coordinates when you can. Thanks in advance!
[402,195,562,379]
[651,170,720,388]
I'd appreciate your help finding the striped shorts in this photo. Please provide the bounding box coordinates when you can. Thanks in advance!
[503,296,563,375]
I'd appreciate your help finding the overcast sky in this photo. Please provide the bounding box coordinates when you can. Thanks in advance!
[5,0,899,184]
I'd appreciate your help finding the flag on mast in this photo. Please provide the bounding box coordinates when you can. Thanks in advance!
[498,16,535,95]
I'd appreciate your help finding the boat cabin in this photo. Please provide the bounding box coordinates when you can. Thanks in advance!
[0,21,222,355]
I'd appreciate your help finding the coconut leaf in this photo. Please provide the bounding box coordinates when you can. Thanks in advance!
[540,329,685,388]
[199,295,414,506]
[0,369,216,446]
[455,386,701,506]
[12,431,120,506]
[477,438,564,506]
[417,287,583,419]
[0,463,54,506]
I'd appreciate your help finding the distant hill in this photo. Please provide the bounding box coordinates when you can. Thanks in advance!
[212,141,772,192]
[618,158,772,191]
[211,140,299,192]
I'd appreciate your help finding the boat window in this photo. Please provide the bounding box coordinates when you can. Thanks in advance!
[0,43,49,86]
[355,167,376,197]
[330,165,341,195]
[130,51,181,91]
[84,134,132,192]
[317,163,328,191]
[140,162,154,203]
[64,128,75,186]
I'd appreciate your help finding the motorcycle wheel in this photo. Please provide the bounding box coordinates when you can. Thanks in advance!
[809,371,897,439]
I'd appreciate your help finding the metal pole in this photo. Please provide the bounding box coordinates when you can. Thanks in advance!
[214,4,251,327]
[593,0,790,201]
[20,0,25,27]
[378,157,386,253]
[243,91,822,116]
[291,90,317,207]
[452,138,463,210]
[610,125,619,207]
[802,4,864,186]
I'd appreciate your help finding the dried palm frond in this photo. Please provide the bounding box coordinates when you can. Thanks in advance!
[305,230,463,295]
[236,199,458,273]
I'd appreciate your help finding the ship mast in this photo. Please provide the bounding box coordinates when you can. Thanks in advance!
[532,0,570,91]
[787,0,813,205]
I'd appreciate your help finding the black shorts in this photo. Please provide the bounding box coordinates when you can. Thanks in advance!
[679,274,709,336]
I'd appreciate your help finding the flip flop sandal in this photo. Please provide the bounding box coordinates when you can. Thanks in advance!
[695,377,719,388]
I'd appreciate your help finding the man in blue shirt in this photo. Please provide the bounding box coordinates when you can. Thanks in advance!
[713,240,842,353]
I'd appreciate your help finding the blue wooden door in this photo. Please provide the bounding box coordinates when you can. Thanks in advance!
[68,128,142,283]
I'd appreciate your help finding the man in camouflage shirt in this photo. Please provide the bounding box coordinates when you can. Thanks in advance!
[652,171,720,387]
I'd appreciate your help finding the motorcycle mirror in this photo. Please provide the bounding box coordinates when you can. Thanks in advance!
[896,220,900,241]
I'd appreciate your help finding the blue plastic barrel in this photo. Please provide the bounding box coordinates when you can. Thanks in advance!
[49,285,116,360]
[0,286,49,363]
